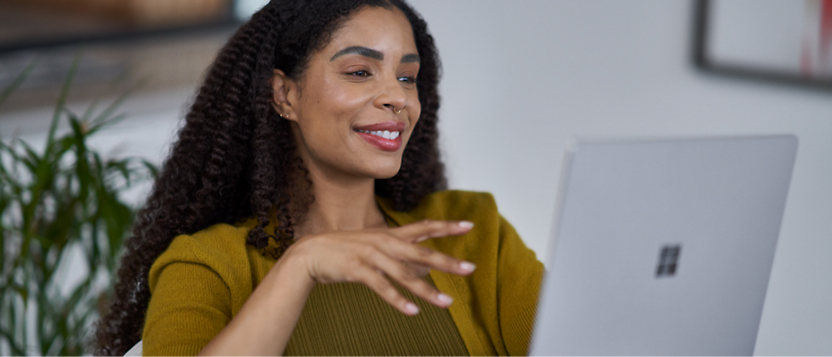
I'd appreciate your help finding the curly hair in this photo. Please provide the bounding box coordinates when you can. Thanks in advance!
[92,0,445,354]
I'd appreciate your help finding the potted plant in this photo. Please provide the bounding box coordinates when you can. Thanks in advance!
[0,59,157,355]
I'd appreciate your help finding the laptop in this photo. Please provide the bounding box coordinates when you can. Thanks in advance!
[528,135,798,356]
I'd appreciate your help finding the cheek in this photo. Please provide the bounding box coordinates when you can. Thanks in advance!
[298,82,351,129]
[411,98,422,121]
[407,99,422,136]
[320,74,373,109]
[295,80,370,152]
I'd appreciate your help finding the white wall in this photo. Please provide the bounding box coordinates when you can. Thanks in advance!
[409,0,832,355]
[2,0,830,355]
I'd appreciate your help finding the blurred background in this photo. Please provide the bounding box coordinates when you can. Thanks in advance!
[0,0,830,355]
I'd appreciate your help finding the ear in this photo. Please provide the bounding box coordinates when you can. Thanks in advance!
[270,69,299,122]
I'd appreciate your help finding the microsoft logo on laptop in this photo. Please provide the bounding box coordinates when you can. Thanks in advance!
[656,245,681,278]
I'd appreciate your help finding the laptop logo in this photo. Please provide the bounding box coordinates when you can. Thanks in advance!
[656,245,681,278]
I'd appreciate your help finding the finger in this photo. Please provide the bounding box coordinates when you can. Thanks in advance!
[352,264,421,315]
[402,261,430,278]
[382,238,476,277]
[368,251,455,309]
[389,219,474,243]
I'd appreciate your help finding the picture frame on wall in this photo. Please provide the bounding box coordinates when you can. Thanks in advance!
[694,0,832,89]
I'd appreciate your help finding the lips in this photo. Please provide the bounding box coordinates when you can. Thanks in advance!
[353,121,406,152]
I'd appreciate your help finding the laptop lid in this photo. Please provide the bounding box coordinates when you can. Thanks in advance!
[528,135,798,356]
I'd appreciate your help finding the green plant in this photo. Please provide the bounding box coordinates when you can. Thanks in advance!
[0,59,158,355]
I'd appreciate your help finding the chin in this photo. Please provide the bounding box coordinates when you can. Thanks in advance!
[368,161,402,179]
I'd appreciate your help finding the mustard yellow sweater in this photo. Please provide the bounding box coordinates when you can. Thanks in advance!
[143,190,544,355]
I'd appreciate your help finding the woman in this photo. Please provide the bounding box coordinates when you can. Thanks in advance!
[94,0,543,355]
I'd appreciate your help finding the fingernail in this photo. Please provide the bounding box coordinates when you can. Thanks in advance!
[415,235,428,243]
[437,293,454,305]
[460,261,476,272]
[405,303,420,315]
[458,221,474,229]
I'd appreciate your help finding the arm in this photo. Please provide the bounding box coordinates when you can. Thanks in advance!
[142,239,314,356]
[145,220,478,356]
[198,252,313,356]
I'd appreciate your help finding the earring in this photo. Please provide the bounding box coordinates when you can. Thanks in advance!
[275,101,285,119]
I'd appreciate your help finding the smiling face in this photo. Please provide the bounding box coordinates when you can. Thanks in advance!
[273,6,421,181]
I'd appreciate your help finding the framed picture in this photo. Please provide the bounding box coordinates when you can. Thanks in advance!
[694,0,832,89]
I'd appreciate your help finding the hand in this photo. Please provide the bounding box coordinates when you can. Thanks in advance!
[283,219,477,315]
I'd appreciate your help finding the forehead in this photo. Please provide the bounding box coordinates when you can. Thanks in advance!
[322,6,417,55]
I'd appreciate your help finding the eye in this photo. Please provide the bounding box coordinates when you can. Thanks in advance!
[398,76,418,84]
[347,70,370,77]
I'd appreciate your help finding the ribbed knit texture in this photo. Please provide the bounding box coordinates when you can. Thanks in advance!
[284,275,467,355]
[143,190,544,356]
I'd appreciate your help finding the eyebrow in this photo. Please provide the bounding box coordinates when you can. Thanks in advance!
[401,53,420,63]
[331,46,382,61]
[330,46,421,64]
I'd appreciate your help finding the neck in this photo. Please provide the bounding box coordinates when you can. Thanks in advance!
[293,163,387,238]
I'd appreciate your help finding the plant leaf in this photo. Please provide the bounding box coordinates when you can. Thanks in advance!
[87,112,127,136]
[81,98,100,122]
[0,196,7,273]
[70,117,91,203]
[0,56,156,357]
[90,83,138,128]
[0,327,26,355]
[0,59,37,107]
[142,159,160,179]
[107,160,133,187]
[45,54,80,154]
[16,139,41,175]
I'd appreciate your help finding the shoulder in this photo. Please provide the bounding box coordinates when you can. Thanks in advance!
[148,220,259,292]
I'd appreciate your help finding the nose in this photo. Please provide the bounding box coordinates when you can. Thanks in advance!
[375,75,408,115]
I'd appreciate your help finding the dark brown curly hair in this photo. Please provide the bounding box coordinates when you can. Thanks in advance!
[92,0,445,354]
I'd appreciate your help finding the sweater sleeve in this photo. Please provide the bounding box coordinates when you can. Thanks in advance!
[496,214,545,356]
[142,237,233,356]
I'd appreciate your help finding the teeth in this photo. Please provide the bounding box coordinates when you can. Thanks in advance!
[357,129,400,140]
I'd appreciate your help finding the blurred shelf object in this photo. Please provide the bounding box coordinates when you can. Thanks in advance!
[0,0,238,54]
[1,0,232,26]
[0,0,247,114]
[0,29,234,114]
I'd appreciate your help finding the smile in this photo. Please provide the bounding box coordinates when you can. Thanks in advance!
[353,121,406,152]
[356,129,400,140]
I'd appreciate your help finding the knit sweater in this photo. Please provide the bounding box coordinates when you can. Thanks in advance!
[142,190,544,355]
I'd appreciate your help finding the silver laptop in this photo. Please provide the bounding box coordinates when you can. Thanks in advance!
[528,135,798,356]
